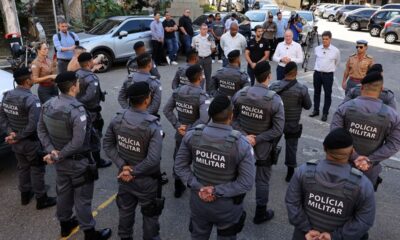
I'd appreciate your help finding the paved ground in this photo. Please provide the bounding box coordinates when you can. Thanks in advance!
[0,17,399,240]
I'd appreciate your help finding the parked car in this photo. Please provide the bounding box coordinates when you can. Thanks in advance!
[77,16,156,73]
[323,5,342,21]
[368,9,400,37]
[320,4,341,18]
[380,15,400,43]
[380,3,400,10]
[252,0,277,10]
[344,8,377,31]
[0,69,15,155]
[315,4,336,17]
[335,5,366,23]
[245,8,280,30]
[297,10,318,28]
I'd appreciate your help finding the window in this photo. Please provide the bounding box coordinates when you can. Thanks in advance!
[360,10,375,17]
[388,11,400,19]
[142,20,153,31]
[119,20,141,34]
[375,12,387,19]
[394,17,400,23]
[382,4,400,10]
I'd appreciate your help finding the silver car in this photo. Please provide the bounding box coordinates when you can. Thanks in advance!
[77,16,155,72]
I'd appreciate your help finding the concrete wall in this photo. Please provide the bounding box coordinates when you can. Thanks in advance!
[167,0,204,19]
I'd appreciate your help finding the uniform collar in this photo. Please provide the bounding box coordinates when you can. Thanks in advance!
[284,41,294,46]
[60,93,75,101]
[357,96,383,103]
[188,82,201,89]
[131,107,147,114]
[16,86,31,93]
[208,122,233,130]
[322,44,331,50]
[226,64,239,69]
[136,70,151,76]
[321,159,351,169]
[254,83,269,89]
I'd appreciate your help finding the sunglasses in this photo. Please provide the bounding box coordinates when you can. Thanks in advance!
[356,46,364,49]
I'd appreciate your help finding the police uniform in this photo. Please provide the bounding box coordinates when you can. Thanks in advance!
[37,72,111,239]
[210,63,250,97]
[126,55,161,79]
[331,72,400,189]
[103,82,163,240]
[285,129,375,240]
[171,63,193,90]
[344,85,397,110]
[231,61,285,223]
[0,67,56,208]
[269,62,312,179]
[118,71,162,116]
[174,95,256,239]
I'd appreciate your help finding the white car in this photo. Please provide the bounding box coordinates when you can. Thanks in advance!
[245,8,280,30]
[323,5,342,21]
[0,69,14,154]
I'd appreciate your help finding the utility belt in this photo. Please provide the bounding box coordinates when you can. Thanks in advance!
[255,137,282,166]
[349,77,363,83]
[71,154,99,188]
[87,106,102,113]
[140,171,165,217]
[71,153,91,161]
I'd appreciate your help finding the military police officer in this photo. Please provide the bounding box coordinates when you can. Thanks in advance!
[174,95,256,239]
[126,41,161,79]
[231,61,285,224]
[118,53,162,117]
[331,72,400,191]
[269,62,312,182]
[172,49,200,89]
[344,63,396,109]
[0,67,56,209]
[286,128,375,240]
[210,50,250,97]
[103,82,164,240]
[37,72,111,239]
[163,64,211,198]
[76,52,112,168]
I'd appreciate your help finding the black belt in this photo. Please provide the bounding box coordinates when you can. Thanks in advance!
[71,153,90,161]
[199,55,211,59]
[58,59,71,62]
[315,70,333,74]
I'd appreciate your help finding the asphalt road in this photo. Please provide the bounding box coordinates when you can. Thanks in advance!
[0,17,399,240]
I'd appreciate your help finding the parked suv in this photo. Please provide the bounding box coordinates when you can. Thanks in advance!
[380,16,400,43]
[368,9,400,37]
[77,16,155,72]
[335,5,365,22]
[344,8,377,31]
[0,69,15,155]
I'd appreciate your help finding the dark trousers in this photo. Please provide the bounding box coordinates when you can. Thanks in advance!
[57,59,70,74]
[345,78,360,94]
[247,66,255,86]
[199,56,212,92]
[276,65,285,81]
[266,38,275,61]
[313,71,334,115]
[255,165,272,206]
[38,85,59,104]
[285,137,299,168]
[151,40,165,65]
[212,39,223,60]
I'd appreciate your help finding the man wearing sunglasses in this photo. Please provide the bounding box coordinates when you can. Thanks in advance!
[342,40,374,94]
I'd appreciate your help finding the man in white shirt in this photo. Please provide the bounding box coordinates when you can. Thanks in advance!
[224,13,239,31]
[309,31,340,122]
[272,30,303,80]
[220,23,247,67]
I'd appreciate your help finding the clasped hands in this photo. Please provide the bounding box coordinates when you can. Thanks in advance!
[4,132,17,145]
[178,124,187,136]
[306,230,331,240]
[198,186,216,202]
[246,135,256,146]
[118,165,134,182]
[354,155,371,172]
[43,150,60,165]
[281,57,292,64]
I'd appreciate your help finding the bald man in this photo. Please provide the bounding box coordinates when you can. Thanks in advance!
[220,23,247,67]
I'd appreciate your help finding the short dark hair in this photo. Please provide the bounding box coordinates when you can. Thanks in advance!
[130,93,150,106]
[277,11,282,16]
[211,106,233,123]
[208,14,214,18]
[255,71,271,83]
[57,80,77,94]
[134,41,145,51]
[154,12,160,17]
[215,13,221,18]
[187,49,198,61]
[15,75,30,85]
[136,53,152,69]
[231,13,237,18]
[188,70,202,83]
[254,25,263,32]
[34,42,47,53]
[321,31,332,39]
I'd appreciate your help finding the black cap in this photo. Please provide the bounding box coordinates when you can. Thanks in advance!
[366,63,383,75]
[208,95,232,117]
[134,41,145,51]
[127,81,150,98]
[13,67,31,79]
[186,64,203,78]
[361,71,383,85]
[227,50,240,60]
[253,61,271,76]
[323,128,353,150]
[284,61,297,75]
[55,71,77,84]
[77,52,92,63]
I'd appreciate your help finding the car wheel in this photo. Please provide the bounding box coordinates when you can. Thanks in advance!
[92,50,113,73]
[385,33,398,44]
[369,27,381,37]
[328,15,335,22]
[350,22,360,31]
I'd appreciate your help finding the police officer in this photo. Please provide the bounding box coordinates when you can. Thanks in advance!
[269,62,312,182]
[210,50,250,97]
[163,64,211,198]
[103,82,164,240]
[118,53,162,117]
[174,95,256,239]
[285,128,375,240]
[231,61,285,224]
[0,67,56,209]
[344,63,396,109]
[342,40,374,93]
[331,72,400,191]
[76,52,112,168]
[126,41,161,79]
[37,72,112,239]
[172,49,200,89]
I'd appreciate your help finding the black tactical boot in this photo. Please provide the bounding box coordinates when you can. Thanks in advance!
[21,191,34,205]
[36,193,57,210]
[285,167,295,182]
[253,205,274,224]
[60,217,79,237]
[174,179,186,198]
[84,228,112,240]
[92,151,112,168]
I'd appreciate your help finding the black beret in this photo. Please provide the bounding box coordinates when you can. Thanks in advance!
[208,95,232,117]
[284,61,298,75]
[134,41,145,50]
[356,40,368,45]
[253,61,271,77]
[78,52,92,63]
[13,67,31,79]
[366,63,383,74]
[127,81,150,98]
[55,71,77,84]
[324,128,353,150]
[227,50,240,59]
[186,64,203,78]
[361,71,383,85]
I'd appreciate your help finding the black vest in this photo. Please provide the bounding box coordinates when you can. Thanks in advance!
[1,91,29,133]
[173,87,201,125]
[217,68,242,97]
[272,81,303,123]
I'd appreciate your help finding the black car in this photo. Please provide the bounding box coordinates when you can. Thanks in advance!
[344,8,377,31]
[368,9,400,37]
[381,3,400,10]
[335,5,365,23]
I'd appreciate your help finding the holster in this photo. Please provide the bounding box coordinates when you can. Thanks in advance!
[92,117,104,132]
[232,193,246,205]
[270,145,282,165]
[284,124,303,139]
[71,157,98,188]
[140,170,165,217]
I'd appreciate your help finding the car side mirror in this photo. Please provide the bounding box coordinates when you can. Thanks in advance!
[119,31,128,39]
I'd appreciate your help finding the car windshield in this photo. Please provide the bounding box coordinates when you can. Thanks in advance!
[88,19,122,35]
[245,12,266,22]
[298,12,313,21]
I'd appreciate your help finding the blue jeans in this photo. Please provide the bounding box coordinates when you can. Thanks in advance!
[276,65,285,81]
[247,65,255,86]
[182,35,192,54]
[165,38,178,61]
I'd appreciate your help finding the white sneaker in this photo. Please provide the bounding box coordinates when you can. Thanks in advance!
[218,60,223,63]
[166,56,171,65]
[212,60,215,63]
[171,61,178,65]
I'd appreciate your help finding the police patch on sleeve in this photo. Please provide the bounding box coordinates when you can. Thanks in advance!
[159,86,162,91]
[160,130,164,136]
[80,115,87,122]
[94,82,98,86]
[36,103,41,108]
